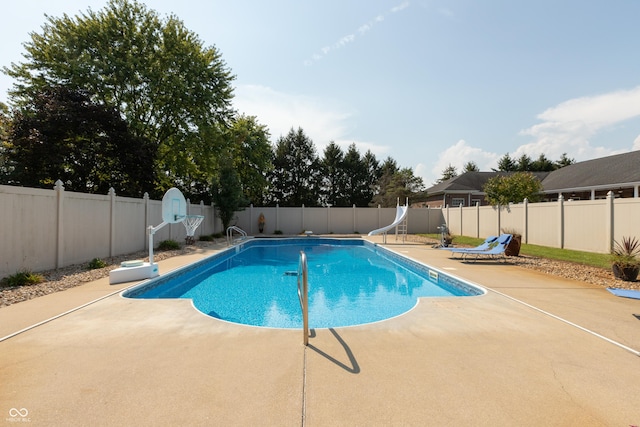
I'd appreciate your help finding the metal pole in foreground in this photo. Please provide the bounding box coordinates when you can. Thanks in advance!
[298,251,309,346]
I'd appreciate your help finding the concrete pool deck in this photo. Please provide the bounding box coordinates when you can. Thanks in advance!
[1,236,639,426]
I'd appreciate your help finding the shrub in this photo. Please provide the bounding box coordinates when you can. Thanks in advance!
[212,232,223,239]
[157,239,181,251]
[198,234,214,242]
[1,270,45,288]
[274,230,283,235]
[87,258,107,269]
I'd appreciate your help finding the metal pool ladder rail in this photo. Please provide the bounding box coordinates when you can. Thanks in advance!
[226,226,247,245]
[297,251,310,346]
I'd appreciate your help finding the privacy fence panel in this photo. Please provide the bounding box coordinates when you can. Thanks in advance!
[477,206,499,238]
[614,198,640,243]
[0,186,58,275]
[63,191,111,266]
[563,200,607,253]
[114,195,148,255]
[527,202,559,247]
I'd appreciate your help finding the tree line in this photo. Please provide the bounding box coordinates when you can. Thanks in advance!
[0,0,425,219]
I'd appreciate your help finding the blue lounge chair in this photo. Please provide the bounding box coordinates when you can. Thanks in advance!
[460,234,513,262]
[442,236,498,257]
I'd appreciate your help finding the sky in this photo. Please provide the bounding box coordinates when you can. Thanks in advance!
[2,0,640,187]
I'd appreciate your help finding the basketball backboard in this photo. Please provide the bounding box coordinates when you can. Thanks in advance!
[161,187,187,224]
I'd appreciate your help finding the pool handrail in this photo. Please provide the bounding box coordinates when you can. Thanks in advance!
[226,226,247,245]
[297,251,309,346]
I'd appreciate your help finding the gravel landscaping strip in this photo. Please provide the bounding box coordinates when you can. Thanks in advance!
[0,241,222,308]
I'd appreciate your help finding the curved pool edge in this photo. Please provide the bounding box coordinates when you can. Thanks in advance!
[121,237,488,329]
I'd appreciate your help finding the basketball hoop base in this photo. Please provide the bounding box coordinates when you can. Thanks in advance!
[109,262,159,285]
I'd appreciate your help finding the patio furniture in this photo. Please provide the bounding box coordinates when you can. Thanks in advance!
[441,236,498,257]
[457,234,513,262]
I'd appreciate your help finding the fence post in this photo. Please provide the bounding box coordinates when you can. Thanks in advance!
[200,201,205,236]
[54,180,65,269]
[276,204,280,232]
[144,192,150,250]
[475,201,480,238]
[558,194,565,249]
[459,204,463,236]
[327,205,331,234]
[211,202,216,234]
[523,198,529,244]
[353,204,357,233]
[302,204,305,232]
[607,191,614,253]
[249,204,254,235]
[496,204,501,237]
[109,187,116,257]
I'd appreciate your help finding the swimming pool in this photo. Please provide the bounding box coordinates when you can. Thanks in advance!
[123,238,484,328]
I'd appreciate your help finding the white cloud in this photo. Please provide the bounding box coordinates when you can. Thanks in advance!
[414,140,498,186]
[233,84,390,157]
[418,87,640,189]
[304,2,409,66]
[391,2,410,13]
[519,86,640,159]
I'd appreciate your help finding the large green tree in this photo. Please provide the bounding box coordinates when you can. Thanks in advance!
[3,85,155,196]
[227,115,273,206]
[3,0,235,198]
[483,172,543,205]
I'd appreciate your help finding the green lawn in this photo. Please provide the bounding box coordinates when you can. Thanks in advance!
[419,234,611,269]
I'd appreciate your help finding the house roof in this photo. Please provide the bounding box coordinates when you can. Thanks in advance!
[426,150,640,196]
[539,150,640,192]
[427,171,550,195]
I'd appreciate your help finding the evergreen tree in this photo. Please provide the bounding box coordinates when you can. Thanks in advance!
[343,143,373,206]
[494,153,517,171]
[463,161,479,172]
[555,152,575,168]
[269,127,320,206]
[437,164,458,183]
[319,141,348,206]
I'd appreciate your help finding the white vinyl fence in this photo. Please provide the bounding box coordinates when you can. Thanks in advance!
[0,183,441,280]
[2,183,639,280]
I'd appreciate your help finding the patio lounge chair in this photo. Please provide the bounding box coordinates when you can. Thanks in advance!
[459,234,513,262]
[441,236,498,257]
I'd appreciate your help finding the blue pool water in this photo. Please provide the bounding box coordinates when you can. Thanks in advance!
[123,238,483,328]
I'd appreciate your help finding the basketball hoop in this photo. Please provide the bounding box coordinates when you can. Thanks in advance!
[182,215,204,245]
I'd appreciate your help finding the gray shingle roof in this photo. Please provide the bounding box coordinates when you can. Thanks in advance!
[427,171,550,194]
[540,150,640,191]
[426,150,640,195]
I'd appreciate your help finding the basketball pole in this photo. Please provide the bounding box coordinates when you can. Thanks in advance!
[148,221,168,265]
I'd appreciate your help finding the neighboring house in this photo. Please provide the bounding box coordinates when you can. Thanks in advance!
[539,150,640,201]
[422,150,640,207]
